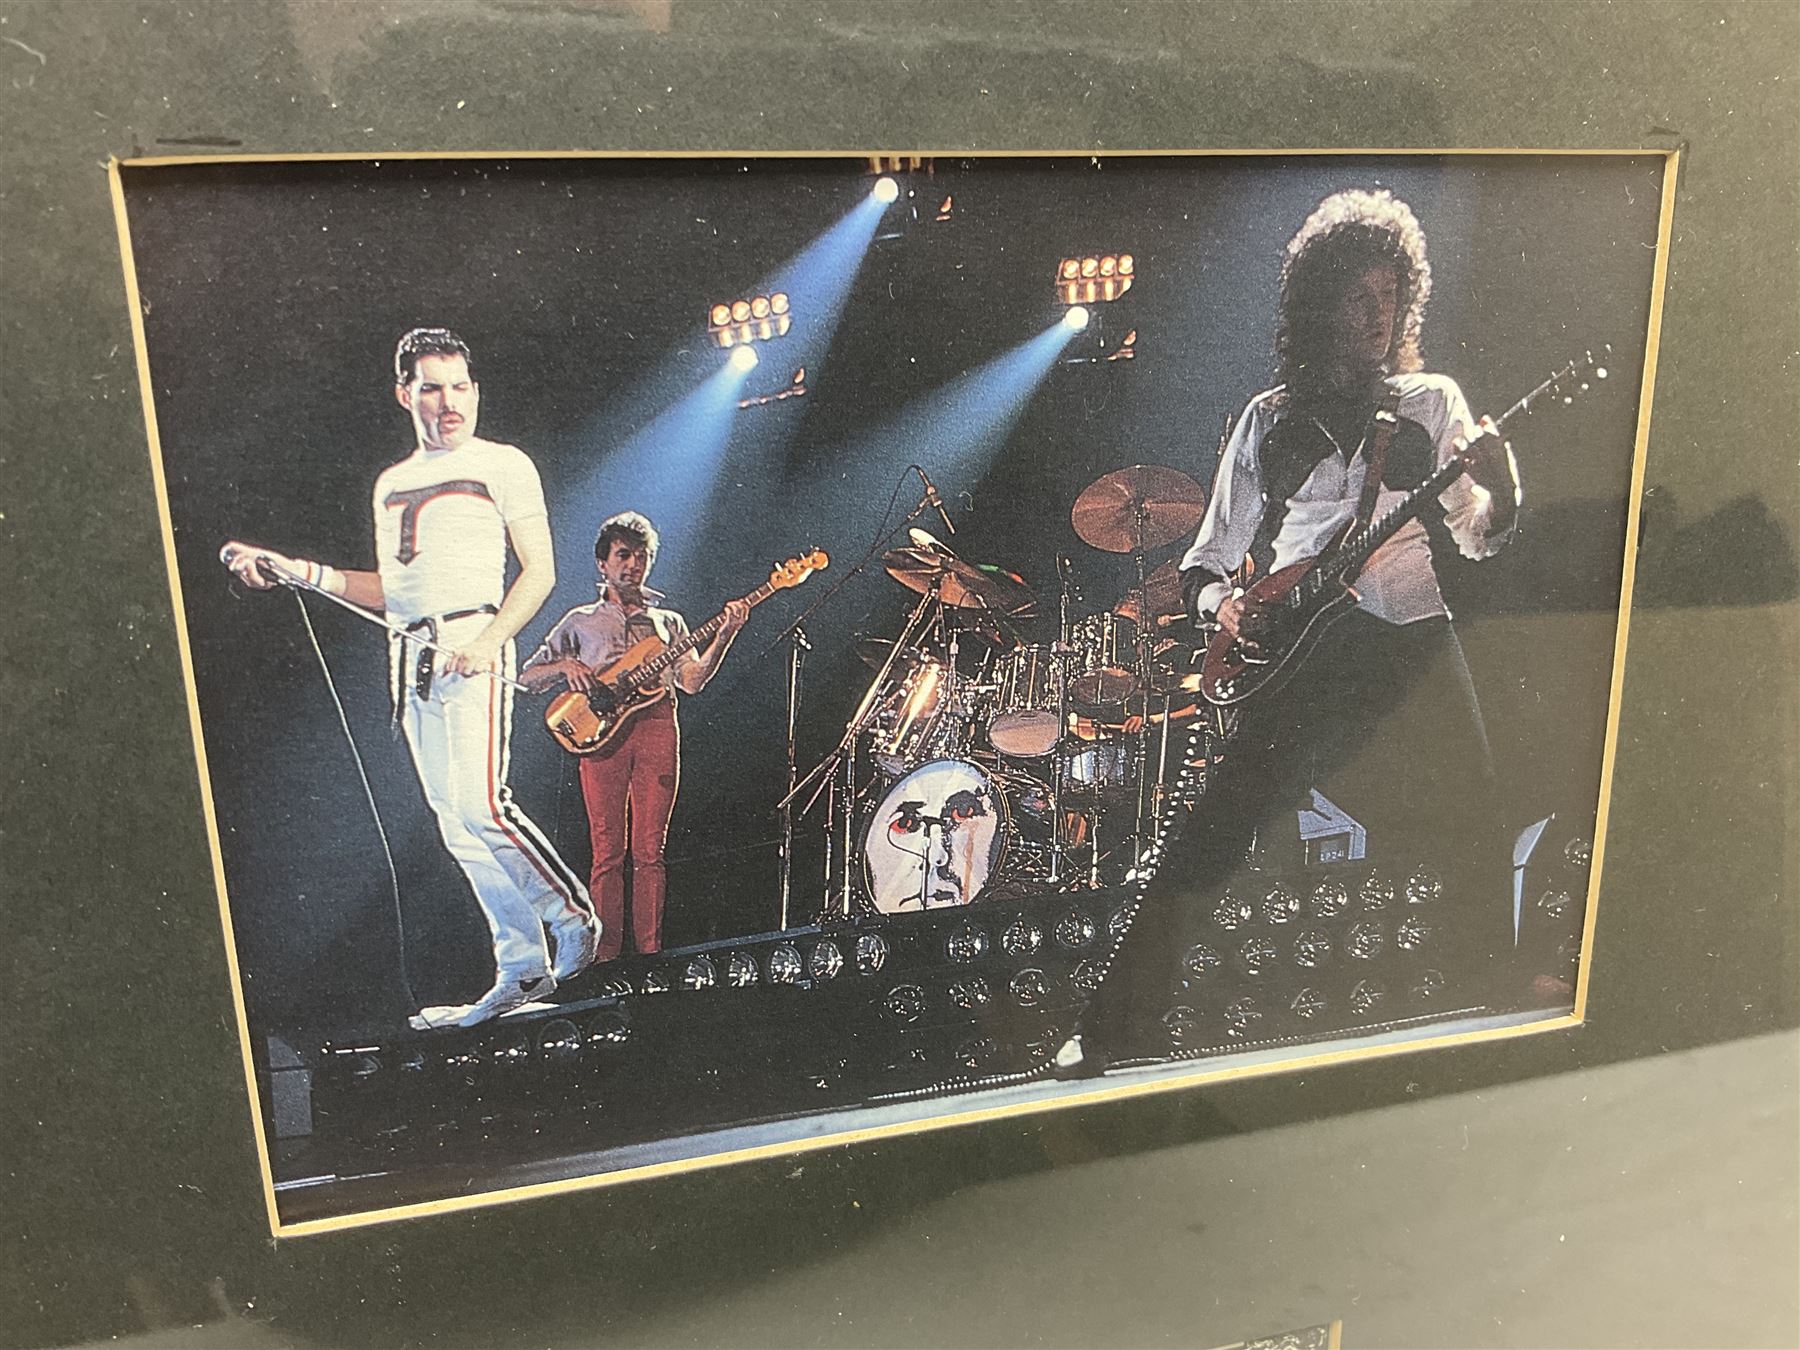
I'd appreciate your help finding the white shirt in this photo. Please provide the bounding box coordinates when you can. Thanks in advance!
[371,436,547,624]
[1180,373,1516,625]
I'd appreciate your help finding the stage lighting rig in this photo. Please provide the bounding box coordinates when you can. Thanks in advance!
[737,367,809,410]
[708,291,792,348]
[1055,253,1135,305]
[865,156,958,244]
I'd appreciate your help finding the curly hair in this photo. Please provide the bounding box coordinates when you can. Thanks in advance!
[1272,188,1431,400]
[595,510,660,570]
[393,327,476,385]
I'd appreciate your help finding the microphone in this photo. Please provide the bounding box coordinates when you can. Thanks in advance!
[915,465,956,536]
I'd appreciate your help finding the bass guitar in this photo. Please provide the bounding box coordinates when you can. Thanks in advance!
[545,549,828,754]
[1198,350,1611,708]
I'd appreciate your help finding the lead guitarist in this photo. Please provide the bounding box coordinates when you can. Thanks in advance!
[1058,188,1524,1077]
[521,512,747,962]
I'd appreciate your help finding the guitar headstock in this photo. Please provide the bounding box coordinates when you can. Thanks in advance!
[1502,343,1614,428]
[768,549,829,591]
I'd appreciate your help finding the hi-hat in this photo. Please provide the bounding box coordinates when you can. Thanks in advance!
[1071,464,1207,554]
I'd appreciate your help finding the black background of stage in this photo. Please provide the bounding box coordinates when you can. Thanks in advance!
[123,153,1656,1038]
[3,3,1796,1348]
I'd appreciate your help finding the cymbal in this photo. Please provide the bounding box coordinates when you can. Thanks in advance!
[1113,559,1185,624]
[853,636,926,673]
[1071,464,1207,554]
[883,544,1037,616]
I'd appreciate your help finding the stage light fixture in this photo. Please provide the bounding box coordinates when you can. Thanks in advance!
[1062,305,1090,332]
[953,1036,998,1070]
[681,955,718,990]
[1163,1005,1202,1047]
[709,291,794,348]
[1054,908,1096,950]
[1212,891,1253,930]
[1293,930,1333,968]
[1310,878,1350,919]
[728,344,760,373]
[1290,988,1328,1021]
[1182,942,1223,977]
[947,977,991,1010]
[1345,921,1386,960]
[808,940,844,982]
[1411,968,1446,1000]
[945,923,988,962]
[725,951,760,987]
[883,984,927,1023]
[1261,882,1301,925]
[1055,253,1136,304]
[1001,917,1043,957]
[873,175,900,203]
[537,1019,581,1061]
[1405,867,1444,905]
[769,942,804,984]
[1009,968,1051,1009]
[1359,871,1395,912]
[584,1009,631,1047]
[1224,995,1263,1037]
[1349,979,1387,1016]
[1396,915,1433,952]
[854,931,889,975]
[1239,936,1279,974]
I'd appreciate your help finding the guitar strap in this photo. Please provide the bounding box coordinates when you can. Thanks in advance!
[1351,388,1406,535]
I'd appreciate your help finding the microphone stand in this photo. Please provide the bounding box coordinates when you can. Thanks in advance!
[762,481,945,922]
[778,624,810,929]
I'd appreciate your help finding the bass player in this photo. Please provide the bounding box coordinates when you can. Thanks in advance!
[521,511,748,962]
[1057,187,1523,1076]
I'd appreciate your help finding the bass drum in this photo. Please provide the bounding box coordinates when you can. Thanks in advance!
[862,759,1061,913]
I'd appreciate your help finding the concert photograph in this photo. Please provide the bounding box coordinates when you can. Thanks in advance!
[115,150,1670,1233]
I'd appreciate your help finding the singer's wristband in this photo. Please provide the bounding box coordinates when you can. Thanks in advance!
[298,560,347,596]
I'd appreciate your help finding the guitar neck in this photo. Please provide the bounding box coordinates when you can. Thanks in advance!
[627,584,772,685]
[1322,350,1607,585]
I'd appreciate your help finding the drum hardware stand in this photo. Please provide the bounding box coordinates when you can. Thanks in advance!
[1128,498,1157,871]
[780,578,943,921]
[778,624,810,929]
[761,477,945,922]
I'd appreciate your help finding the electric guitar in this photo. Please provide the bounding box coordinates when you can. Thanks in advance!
[1198,349,1611,708]
[544,550,828,754]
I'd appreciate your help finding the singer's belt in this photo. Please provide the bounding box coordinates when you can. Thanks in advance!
[397,604,499,704]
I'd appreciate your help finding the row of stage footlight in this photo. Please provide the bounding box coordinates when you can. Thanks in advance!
[299,826,1593,1134]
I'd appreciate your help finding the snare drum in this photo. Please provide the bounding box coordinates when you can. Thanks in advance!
[987,645,1068,757]
[1068,612,1139,708]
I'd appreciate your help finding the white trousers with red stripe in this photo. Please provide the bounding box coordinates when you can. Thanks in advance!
[398,616,592,983]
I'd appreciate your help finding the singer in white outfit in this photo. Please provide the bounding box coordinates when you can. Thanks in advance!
[221,328,597,1030]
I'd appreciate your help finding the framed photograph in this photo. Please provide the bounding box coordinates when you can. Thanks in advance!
[113,148,1671,1235]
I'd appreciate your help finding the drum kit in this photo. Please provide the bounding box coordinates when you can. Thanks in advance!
[780,465,1229,920]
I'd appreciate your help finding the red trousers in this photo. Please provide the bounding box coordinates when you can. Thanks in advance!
[577,702,679,961]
